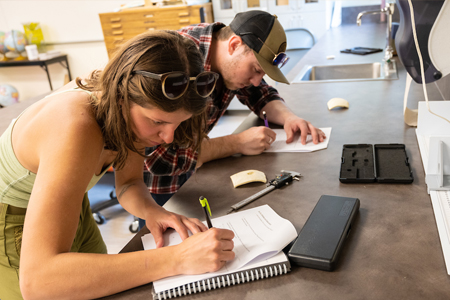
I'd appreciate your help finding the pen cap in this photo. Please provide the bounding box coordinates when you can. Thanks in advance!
[199,196,212,216]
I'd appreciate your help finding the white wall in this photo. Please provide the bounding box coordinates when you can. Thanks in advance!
[0,0,383,102]
[340,0,381,7]
[0,0,128,101]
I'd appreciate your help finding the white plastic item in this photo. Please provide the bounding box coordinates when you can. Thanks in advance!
[230,170,266,188]
[429,0,450,78]
[327,98,349,110]
[25,44,39,60]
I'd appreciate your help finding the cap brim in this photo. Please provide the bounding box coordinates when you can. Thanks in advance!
[254,50,290,84]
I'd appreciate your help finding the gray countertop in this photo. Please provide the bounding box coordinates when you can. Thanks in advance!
[106,24,450,300]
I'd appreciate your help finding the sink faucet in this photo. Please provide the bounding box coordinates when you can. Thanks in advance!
[356,2,395,62]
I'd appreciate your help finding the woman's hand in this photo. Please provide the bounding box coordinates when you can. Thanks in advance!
[144,206,208,248]
[173,228,235,275]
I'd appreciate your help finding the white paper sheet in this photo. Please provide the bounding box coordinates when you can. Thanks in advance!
[141,205,297,293]
[265,127,332,152]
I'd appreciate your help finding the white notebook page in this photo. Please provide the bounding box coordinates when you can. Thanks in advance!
[141,205,297,293]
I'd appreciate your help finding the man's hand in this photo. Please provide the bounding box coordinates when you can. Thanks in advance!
[284,115,326,145]
[196,126,276,168]
[236,126,277,155]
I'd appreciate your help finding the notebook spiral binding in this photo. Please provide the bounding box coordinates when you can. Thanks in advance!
[154,262,289,300]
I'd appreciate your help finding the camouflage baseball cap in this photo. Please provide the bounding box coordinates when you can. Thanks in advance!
[230,10,290,84]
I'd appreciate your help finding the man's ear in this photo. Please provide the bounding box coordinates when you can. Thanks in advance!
[228,35,244,56]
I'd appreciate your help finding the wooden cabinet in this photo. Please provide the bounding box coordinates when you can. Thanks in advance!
[99,3,213,58]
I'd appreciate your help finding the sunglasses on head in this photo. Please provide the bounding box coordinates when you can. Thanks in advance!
[133,70,219,100]
[238,32,290,69]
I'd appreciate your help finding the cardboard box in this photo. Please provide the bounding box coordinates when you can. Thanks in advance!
[277,0,289,5]
[247,0,260,7]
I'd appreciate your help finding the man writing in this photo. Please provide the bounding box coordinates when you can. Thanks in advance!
[144,10,326,206]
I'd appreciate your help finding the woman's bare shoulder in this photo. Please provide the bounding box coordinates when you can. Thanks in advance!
[26,87,100,131]
[13,87,105,172]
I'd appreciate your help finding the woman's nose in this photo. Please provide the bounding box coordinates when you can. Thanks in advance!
[159,126,175,144]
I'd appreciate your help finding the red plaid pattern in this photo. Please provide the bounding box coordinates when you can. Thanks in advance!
[144,23,284,194]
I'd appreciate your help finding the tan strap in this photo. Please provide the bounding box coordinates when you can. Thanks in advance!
[0,203,27,215]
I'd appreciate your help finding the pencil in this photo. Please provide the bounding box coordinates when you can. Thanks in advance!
[263,111,269,128]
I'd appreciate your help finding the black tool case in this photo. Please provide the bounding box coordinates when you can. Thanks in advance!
[340,47,383,55]
[287,195,360,271]
[339,144,413,183]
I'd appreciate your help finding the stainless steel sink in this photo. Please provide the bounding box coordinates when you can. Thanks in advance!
[292,61,398,83]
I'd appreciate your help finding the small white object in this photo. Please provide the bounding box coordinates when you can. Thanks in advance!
[25,44,39,60]
[230,170,266,188]
[38,50,62,60]
[327,97,349,110]
[426,137,450,192]
[326,55,335,60]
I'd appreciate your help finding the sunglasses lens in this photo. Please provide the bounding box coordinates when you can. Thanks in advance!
[163,72,189,99]
[279,56,289,69]
[273,53,289,68]
[195,72,218,97]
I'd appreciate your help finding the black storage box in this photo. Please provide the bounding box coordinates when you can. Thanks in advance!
[340,47,383,55]
[339,144,413,183]
[288,195,359,271]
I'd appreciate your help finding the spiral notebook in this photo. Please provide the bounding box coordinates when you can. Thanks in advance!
[141,205,297,299]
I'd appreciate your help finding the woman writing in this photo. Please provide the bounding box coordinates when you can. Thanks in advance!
[0,31,235,299]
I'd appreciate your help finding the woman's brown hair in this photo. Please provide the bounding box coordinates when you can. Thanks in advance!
[76,30,208,170]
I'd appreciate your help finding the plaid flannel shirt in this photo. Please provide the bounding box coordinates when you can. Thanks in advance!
[144,22,284,194]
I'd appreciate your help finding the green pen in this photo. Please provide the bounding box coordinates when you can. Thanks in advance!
[199,196,213,228]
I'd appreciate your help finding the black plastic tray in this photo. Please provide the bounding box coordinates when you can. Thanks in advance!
[340,47,383,55]
[339,144,413,183]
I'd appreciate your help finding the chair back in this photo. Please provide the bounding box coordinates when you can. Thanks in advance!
[285,28,315,50]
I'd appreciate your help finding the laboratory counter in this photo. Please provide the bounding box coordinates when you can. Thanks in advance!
[100,23,450,299]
